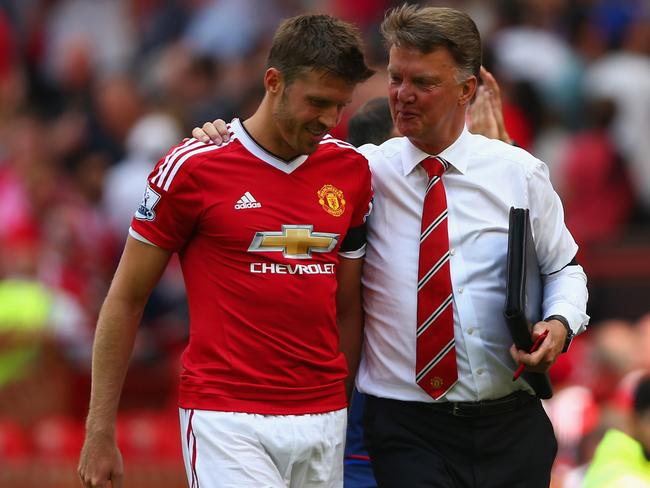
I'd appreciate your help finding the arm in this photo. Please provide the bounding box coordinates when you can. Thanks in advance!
[510,157,589,373]
[336,256,364,401]
[78,236,171,488]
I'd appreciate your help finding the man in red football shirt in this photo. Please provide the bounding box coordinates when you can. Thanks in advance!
[78,15,373,488]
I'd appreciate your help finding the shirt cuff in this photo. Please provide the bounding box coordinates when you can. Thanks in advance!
[542,303,588,336]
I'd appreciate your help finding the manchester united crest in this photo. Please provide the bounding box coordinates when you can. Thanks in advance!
[317,184,346,217]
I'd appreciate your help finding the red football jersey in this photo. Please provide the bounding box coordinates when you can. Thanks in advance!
[130,119,372,415]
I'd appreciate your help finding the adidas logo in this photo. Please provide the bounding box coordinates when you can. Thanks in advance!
[234,191,262,210]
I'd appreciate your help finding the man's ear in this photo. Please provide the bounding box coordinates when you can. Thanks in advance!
[459,75,477,106]
[264,67,283,95]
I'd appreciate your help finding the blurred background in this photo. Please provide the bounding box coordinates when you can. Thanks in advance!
[0,0,648,486]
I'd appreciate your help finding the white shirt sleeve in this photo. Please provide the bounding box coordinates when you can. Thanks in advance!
[528,160,589,335]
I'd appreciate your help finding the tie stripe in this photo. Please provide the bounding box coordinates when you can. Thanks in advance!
[417,293,453,337]
[420,209,447,243]
[416,338,456,383]
[417,251,450,291]
[426,175,441,193]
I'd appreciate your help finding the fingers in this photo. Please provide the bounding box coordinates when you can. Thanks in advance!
[480,66,501,105]
[191,119,230,145]
[510,326,555,373]
[480,66,512,144]
[111,472,124,488]
[78,440,123,488]
[78,467,121,488]
[468,85,499,139]
[191,125,212,144]
[214,119,229,139]
[78,469,110,488]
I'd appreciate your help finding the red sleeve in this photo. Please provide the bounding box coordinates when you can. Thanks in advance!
[350,156,373,227]
[130,148,204,252]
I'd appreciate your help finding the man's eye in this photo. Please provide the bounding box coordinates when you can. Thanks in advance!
[310,99,328,108]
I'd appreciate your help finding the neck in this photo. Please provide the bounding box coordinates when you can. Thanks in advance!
[243,97,299,161]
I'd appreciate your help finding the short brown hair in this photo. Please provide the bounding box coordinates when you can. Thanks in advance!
[267,14,374,86]
[381,4,481,79]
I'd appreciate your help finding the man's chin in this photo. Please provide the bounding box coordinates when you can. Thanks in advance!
[300,139,320,154]
[396,125,419,138]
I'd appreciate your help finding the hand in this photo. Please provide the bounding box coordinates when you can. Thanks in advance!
[192,119,230,144]
[468,66,512,144]
[509,319,567,374]
[78,431,124,488]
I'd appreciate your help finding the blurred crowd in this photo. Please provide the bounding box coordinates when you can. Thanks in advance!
[0,0,648,486]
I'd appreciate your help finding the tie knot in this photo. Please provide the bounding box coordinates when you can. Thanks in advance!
[420,157,448,179]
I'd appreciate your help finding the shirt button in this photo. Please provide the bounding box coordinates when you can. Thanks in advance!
[458,286,464,294]
[467,328,474,335]
[450,248,456,256]
[477,368,484,375]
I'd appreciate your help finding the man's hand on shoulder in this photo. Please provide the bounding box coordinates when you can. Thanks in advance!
[192,119,230,144]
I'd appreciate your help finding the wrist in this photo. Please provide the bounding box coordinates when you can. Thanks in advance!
[544,315,573,353]
[85,419,116,438]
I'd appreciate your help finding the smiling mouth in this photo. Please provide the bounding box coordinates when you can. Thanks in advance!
[396,106,417,115]
[306,128,327,139]
[398,111,418,120]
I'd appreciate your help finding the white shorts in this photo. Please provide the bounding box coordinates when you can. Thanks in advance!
[179,407,347,488]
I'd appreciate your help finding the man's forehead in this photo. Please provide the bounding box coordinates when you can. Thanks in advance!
[292,68,357,95]
[388,45,455,71]
[293,68,353,84]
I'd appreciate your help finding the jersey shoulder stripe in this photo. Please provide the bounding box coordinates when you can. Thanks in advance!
[319,136,365,156]
[150,138,204,187]
[151,132,238,191]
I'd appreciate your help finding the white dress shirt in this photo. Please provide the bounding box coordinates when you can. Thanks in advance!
[356,127,589,402]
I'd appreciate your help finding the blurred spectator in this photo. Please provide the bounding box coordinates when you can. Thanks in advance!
[42,0,135,87]
[0,226,90,427]
[583,374,650,487]
[183,0,276,62]
[491,0,583,120]
[129,0,189,59]
[557,98,634,246]
[585,320,639,404]
[103,112,183,238]
[583,12,650,219]
[86,74,146,162]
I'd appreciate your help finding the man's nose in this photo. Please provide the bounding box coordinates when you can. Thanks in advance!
[396,82,415,104]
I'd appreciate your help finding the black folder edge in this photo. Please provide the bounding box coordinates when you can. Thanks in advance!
[504,207,553,399]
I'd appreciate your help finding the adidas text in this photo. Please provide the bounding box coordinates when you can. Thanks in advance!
[235,202,262,209]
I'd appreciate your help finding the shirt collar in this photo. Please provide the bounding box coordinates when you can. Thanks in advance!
[401,125,471,176]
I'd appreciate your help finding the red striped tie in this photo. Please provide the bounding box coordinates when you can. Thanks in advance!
[416,156,457,399]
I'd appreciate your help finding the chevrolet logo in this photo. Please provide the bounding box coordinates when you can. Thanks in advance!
[248,225,339,259]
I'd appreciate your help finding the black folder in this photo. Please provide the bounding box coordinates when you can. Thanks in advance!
[504,207,553,399]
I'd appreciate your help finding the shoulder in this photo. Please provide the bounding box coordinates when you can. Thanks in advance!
[149,134,239,192]
[318,135,371,170]
[468,133,545,176]
[358,137,403,171]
